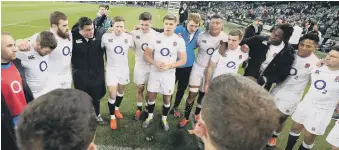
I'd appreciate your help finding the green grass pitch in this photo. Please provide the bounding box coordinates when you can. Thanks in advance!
[1,2,335,150]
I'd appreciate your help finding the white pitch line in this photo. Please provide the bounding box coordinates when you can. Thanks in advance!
[2,21,30,27]
[14,24,45,28]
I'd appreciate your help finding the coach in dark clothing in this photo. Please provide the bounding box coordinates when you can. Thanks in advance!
[2,59,34,150]
[71,17,106,124]
[179,3,188,24]
[244,17,263,39]
[240,24,295,91]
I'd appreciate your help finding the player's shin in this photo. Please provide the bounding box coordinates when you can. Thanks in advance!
[147,100,156,119]
[194,91,205,116]
[285,131,301,150]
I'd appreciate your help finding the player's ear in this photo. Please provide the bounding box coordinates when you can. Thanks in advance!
[36,42,41,49]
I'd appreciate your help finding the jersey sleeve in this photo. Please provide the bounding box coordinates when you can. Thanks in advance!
[210,50,221,63]
[242,52,249,62]
[178,38,186,53]
[101,33,107,48]
[15,51,27,61]
[129,35,134,48]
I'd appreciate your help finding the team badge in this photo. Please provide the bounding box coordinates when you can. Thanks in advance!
[315,70,320,74]
[335,76,339,82]
[305,63,310,68]
[28,55,35,60]
[273,53,277,57]
[286,110,290,113]
[202,40,207,43]
[108,39,113,43]
[125,39,128,44]
[173,42,177,47]
[311,127,316,131]
[239,55,242,60]
[136,35,140,39]
[156,40,161,44]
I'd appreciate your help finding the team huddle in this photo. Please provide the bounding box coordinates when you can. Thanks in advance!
[2,6,339,150]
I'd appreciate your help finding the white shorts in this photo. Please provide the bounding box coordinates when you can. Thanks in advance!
[106,67,130,86]
[147,71,175,95]
[32,88,51,99]
[189,64,206,89]
[46,73,72,91]
[272,92,302,115]
[291,100,333,135]
[133,64,150,86]
[326,121,339,147]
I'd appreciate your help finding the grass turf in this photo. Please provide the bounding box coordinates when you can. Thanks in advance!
[1,2,335,150]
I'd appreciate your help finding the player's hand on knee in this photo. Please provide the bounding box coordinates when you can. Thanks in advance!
[16,39,30,51]
[241,44,249,53]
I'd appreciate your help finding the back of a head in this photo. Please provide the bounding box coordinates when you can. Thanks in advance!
[277,23,294,44]
[16,89,97,150]
[139,12,152,21]
[36,31,58,50]
[201,74,280,150]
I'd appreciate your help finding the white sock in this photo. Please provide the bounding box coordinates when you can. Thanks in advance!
[137,102,142,107]
[273,131,281,136]
[162,115,167,121]
[115,107,119,110]
[108,98,115,104]
[110,115,116,119]
[302,141,314,149]
[148,113,154,119]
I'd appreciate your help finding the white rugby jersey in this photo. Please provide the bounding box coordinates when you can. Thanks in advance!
[210,46,248,78]
[130,29,158,67]
[303,65,339,110]
[48,31,72,77]
[148,33,186,73]
[16,35,49,93]
[271,53,319,96]
[102,32,133,68]
[260,42,285,74]
[194,31,228,68]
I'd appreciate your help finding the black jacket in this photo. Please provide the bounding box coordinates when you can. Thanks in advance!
[1,59,34,150]
[240,35,295,90]
[179,7,188,24]
[243,24,263,39]
[71,23,106,101]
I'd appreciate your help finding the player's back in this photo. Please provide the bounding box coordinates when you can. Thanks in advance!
[48,32,72,76]
[195,32,228,68]
[272,53,319,95]
[131,29,158,66]
[304,65,339,109]
[102,32,133,68]
[150,33,185,73]
[16,34,49,93]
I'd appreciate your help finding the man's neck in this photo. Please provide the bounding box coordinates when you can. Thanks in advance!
[164,32,174,37]
[209,31,220,37]
[32,42,38,52]
[1,59,10,64]
[328,65,339,71]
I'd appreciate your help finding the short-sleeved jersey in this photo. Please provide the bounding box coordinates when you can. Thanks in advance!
[148,33,186,73]
[47,31,72,76]
[271,53,319,96]
[194,32,228,68]
[102,32,133,68]
[210,46,248,78]
[303,66,339,110]
[16,37,49,93]
[130,29,158,67]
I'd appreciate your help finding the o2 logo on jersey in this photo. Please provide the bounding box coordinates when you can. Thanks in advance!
[141,43,148,51]
[314,80,327,94]
[10,80,22,94]
[114,46,125,55]
[39,61,48,72]
[206,48,215,55]
[290,67,298,80]
[226,61,236,69]
[160,48,171,57]
[62,46,71,56]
